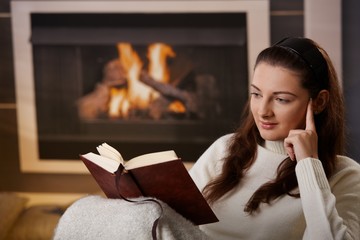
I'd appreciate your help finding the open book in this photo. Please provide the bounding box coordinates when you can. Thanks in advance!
[80,143,218,225]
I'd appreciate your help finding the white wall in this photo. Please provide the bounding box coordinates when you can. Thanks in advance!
[304,0,342,82]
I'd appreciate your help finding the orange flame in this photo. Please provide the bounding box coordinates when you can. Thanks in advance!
[168,100,186,113]
[108,43,178,118]
[117,43,153,109]
[108,88,130,118]
[148,43,176,83]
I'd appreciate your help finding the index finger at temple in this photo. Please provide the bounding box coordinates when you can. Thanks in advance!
[305,99,316,131]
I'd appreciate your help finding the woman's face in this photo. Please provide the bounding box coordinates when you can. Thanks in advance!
[250,62,310,141]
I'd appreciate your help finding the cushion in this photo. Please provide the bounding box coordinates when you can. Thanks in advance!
[0,192,28,239]
[6,205,63,240]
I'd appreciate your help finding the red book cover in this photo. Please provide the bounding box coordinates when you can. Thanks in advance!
[81,152,218,225]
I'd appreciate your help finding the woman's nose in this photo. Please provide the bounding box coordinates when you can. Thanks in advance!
[258,99,273,117]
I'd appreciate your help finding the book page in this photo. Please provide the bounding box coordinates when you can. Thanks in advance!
[125,150,178,170]
[96,143,124,164]
[82,152,120,173]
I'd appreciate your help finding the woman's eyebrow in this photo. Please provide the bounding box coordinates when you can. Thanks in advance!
[273,91,297,97]
[250,84,297,97]
[250,84,260,91]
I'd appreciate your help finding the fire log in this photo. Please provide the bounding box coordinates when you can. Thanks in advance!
[139,70,198,113]
[102,59,127,87]
[77,83,110,119]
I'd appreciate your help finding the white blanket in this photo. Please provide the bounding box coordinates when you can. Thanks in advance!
[53,195,210,240]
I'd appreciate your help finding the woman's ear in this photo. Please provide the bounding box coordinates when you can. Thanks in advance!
[313,90,329,114]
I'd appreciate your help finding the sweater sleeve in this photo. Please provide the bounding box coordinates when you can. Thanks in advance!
[295,158,360,240]
[189,134,232,191]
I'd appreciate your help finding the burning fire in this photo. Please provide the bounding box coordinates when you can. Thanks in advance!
[148,43,175,84]
[108,88,130,118]
[108,43,178,118]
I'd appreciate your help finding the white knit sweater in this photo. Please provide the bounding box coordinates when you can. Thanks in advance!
[189,134,360,240]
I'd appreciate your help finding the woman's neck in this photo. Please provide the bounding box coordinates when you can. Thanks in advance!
[263,140,287,155]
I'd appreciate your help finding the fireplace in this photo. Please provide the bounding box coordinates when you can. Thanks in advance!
[11,1,269,173]
[33,12,248,159]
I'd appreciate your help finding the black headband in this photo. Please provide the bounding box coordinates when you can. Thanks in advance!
[275,37,329,89]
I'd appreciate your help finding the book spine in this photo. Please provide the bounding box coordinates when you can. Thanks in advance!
[114,165,143,199]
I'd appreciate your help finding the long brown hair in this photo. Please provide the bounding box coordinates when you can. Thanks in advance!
[202,38,345,214]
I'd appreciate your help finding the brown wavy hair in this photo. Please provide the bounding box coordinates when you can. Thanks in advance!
[202,38,345,214]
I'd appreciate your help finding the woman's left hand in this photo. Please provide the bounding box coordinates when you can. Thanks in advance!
[284,100,319,161]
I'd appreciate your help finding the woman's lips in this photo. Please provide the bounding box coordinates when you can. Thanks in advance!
[259,121,277,130]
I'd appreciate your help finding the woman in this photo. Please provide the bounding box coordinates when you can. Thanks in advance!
[189,37,360,240]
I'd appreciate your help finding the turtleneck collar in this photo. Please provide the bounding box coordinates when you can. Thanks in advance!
[263,140,287,156]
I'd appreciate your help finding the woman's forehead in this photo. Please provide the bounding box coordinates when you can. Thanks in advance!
[252,63,303,89]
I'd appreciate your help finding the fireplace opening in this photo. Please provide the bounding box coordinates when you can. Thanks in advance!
[31,12,248,161]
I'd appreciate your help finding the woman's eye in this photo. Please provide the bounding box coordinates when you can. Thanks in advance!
[275,97,290,103]
[250,92,261,98]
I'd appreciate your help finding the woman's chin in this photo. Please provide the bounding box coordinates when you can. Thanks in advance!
[259,132,284,142]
